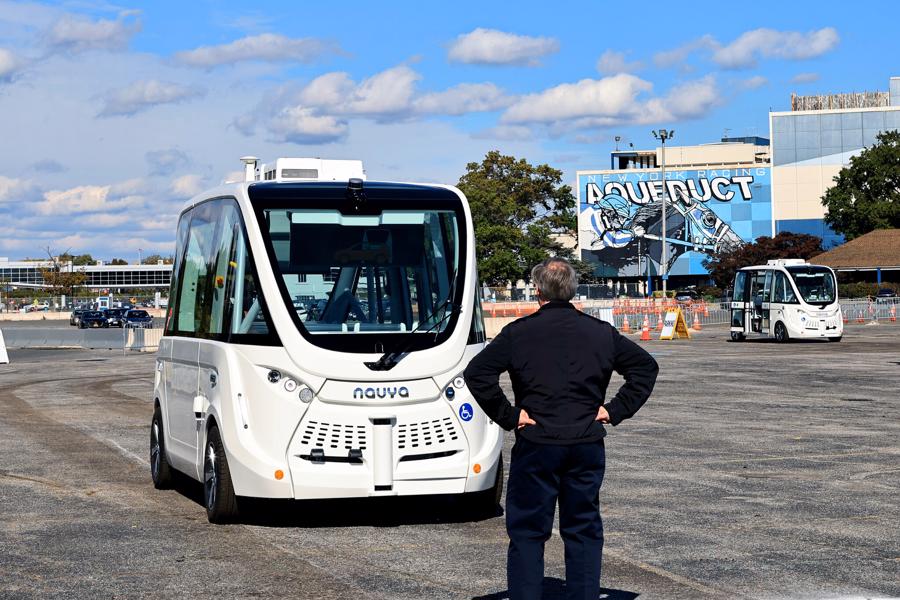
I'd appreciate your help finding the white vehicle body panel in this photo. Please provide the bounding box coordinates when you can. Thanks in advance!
[154,176,501,500]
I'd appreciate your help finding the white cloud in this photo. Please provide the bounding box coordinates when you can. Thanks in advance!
[268,106,349,144]
[501,74,722,133]
[448,28,559,66]
[31,159,66,173]
[791,72,820,84]
[171,174,205,198]
[741,75,768,90]
[46,12,141,54]
[654,35,718,68]
[339,65,421,117]
[648,75,721,121]
[0,176,41,203]
[596,50,643,75]
[654,28,839,70]
[99,80,205,117]
[37,181,146,215]
[413,83,513,115]
[76,213,130,227]
[712,27,839,69]
[174,33,336,68]
[146,149,189,176]
[472,125,533,141]
[502,74,654,124]
[0,48,23,82]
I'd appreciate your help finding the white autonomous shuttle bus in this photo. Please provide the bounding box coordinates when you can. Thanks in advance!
[150,157,501,522]
[730,259,843,343]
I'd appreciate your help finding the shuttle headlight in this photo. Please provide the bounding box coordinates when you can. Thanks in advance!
[283,379,298,393]
[453,376,465,389]
[445,386,455,400]
[267,370,282,384]
[298,386,314,403]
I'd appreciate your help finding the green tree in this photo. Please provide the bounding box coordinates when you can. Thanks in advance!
[38,247,87,296]
[142,254,174,265]
[702,232,823,288]
[457,151,577,285]
[109,258,128,265]
[72,253,95,266]
[822,130,900,240]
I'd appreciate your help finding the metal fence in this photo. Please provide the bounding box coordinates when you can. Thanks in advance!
[0,294,166,313]
[481,295,900,333]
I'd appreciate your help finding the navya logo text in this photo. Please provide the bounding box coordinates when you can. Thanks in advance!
[353,386,410,400]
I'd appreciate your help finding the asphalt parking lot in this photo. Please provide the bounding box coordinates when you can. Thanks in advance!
[0,324,898,599]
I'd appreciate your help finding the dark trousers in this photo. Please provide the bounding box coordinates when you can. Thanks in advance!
[506,436,606,600]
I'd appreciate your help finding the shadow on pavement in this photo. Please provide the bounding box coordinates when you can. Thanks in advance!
[168,475,503,527]
[472,577,639,599]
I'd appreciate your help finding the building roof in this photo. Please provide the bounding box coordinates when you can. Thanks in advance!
[810,229,900,270]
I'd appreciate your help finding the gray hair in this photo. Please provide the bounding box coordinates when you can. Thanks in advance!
[531,257,578,301]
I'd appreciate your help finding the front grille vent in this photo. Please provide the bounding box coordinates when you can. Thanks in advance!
[396,417,459,450]
[299,420,367,450]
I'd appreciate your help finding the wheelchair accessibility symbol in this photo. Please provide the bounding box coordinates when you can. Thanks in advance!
[459,403,474,422]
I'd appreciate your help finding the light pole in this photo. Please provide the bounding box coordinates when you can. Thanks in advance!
[652,129,674,297]
[138,248,143,265]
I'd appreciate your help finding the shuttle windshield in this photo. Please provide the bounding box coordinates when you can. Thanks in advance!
[786,266,836,306]
[252,183,467,352]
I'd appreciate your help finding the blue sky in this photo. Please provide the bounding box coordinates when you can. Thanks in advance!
[0,0,897,261]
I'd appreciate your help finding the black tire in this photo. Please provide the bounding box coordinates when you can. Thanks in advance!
[730,331,745,342]
[150,405,173,489]
[774,321,789,343]
[203,426,239,523]
[828,336,842,343]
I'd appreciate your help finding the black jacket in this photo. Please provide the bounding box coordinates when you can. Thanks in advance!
[463,300,658,444]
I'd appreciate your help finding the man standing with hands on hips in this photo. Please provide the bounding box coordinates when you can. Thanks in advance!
[464,257,658,600]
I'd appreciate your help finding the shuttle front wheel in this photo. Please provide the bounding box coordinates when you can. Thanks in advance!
[730,331,745,342]
[774,322,789,343]
[150,406,173,489]
[203,426,239,523]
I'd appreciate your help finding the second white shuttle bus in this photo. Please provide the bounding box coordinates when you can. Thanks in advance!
[730,259,843,343]
[150,158,501,522]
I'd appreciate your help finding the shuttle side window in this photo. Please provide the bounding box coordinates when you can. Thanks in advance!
[208,202,240,335]
[468,289,486,344]
[175,202,216,334]
[772,272,786,303]
[164,214,191,335]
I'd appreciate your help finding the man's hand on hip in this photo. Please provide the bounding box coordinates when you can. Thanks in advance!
[595,406,611,423]
[517,409,536,429]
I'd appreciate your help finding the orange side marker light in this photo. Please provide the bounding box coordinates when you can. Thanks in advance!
[274,470,284,480]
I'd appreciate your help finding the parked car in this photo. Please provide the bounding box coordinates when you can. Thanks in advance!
[876,288,897,300]
[79,311,109,328]
[104,308,128,327]
[69,309,86,326]
[123,309,154,328]
[675,289,700,303]
[27,302,50,312]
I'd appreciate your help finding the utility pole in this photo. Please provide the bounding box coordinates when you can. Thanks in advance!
[652,129,674,297]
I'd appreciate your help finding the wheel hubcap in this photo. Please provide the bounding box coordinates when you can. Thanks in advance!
[204,444,217,509]
[150,421,160,478]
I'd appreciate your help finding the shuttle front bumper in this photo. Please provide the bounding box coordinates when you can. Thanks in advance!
[284,398,501,500]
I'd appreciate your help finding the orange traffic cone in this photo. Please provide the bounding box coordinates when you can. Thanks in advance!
[656,312,664,331]
[692,312,702,331]
[891,306,897,322]
[842,310,848,325]
[702,302,709,317]
[640,316,651,341]
[856,310,864,324]
[621,314,631,333]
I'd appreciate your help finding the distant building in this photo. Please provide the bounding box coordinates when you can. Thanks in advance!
[577,137,771,286]
[770,76,900,249]
[575,75,900,289]
[0,257,172,289]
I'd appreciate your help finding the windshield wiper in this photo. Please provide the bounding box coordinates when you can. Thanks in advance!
[365,269,460,371]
